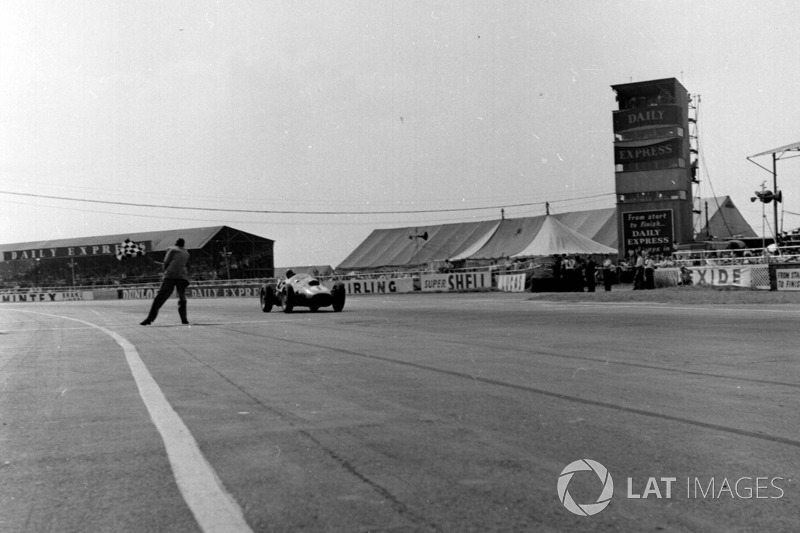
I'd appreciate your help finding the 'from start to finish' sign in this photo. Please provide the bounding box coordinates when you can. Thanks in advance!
[622,209,673,257]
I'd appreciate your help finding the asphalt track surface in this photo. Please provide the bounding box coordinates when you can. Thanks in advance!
[1,293,798,532]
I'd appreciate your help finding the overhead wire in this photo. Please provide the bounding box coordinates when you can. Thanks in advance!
[0,196,534,227]
[694,97,733,239]
[0,188,614,217]
[1,173,612,208]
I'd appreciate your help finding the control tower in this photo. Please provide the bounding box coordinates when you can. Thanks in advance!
[611,78,694,257]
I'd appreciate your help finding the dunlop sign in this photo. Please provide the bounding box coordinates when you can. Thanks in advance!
[119,284,262,299]
[420,272,491,292]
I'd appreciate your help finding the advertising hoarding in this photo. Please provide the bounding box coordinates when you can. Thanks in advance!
[613,105,681,132]
[614,138,682,165]
[622,209,674,257]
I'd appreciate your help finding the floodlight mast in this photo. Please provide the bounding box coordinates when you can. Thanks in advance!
[747,142,800,245]
[772,153,778,245]
[748,156,779,245]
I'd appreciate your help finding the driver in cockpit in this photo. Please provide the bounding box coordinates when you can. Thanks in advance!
[278,269,295,291]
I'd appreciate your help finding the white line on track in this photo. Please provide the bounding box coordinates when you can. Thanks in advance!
[0,318,294,333]
[527,300,800,314]
[4,310,253,533]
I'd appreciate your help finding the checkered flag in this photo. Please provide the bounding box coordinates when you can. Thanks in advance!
[116,239,146,260]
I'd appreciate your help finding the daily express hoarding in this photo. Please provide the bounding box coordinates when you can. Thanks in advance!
[3,242,151,261]
[622,209,674,257]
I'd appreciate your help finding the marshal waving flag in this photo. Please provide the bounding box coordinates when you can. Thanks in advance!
[116,239,147,260]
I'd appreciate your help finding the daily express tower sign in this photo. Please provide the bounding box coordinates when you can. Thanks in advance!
[611,78,694,257]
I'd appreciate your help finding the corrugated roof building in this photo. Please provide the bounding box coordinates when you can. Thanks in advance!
[1,226,274,284]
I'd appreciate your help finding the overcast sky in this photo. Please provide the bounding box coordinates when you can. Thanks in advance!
[2,0,799,267]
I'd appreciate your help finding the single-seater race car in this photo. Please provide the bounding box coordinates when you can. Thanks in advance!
[260,272,346,313]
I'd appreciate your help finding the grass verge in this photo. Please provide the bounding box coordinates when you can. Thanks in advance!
[527,286,800,305]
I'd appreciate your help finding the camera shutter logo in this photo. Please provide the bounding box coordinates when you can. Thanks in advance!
[557,459,614,516]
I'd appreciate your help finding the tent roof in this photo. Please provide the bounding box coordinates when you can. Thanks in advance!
[337,208,621,269]
[0,226,273,255]
[748,141,800,159]
[466,209,619,260]
[694,196,758,239]
[335,200,758,269]
[275,265,333,277]
[511,216,617,258]
[448,221,501,261]
[465,217,547,260]
[336,220,499,270]
[553,208,617,249]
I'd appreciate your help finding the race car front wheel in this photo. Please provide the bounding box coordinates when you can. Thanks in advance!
[260,286,274,313]
[332,283,346,312]
[282,285,295,313]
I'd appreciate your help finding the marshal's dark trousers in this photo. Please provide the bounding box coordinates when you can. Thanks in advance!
[145,278,189,323]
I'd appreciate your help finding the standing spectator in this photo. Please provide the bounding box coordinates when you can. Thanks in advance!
[585,255,597,292]
[602,254,614,291]
[633,251,645,290]
[141,238,191,325]
[552,254,562,291]
[573,255,585,292]
[563,254,576,292]
[679,265,693,286]
[645,253,656,289]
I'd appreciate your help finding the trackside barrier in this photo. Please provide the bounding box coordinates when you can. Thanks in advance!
[497,274,527,293]
[118,284,263,300]
[420,272,492,292]
[6,263,792,302]
[1,271,499,303]
[322,278,414,294]
[772,265,800,291]
[655,265,771,290]
[0,290,94,303]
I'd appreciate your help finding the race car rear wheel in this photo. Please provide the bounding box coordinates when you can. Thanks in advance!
[260,286,274,313]
[331,283,346,312]
[282,285,295,313]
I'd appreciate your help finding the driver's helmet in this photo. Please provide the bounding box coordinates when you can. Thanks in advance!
[285,269,295,279]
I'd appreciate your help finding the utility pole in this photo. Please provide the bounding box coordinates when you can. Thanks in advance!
[772,153,780,244]
[221,247,232,279]
[68,260,77,286]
